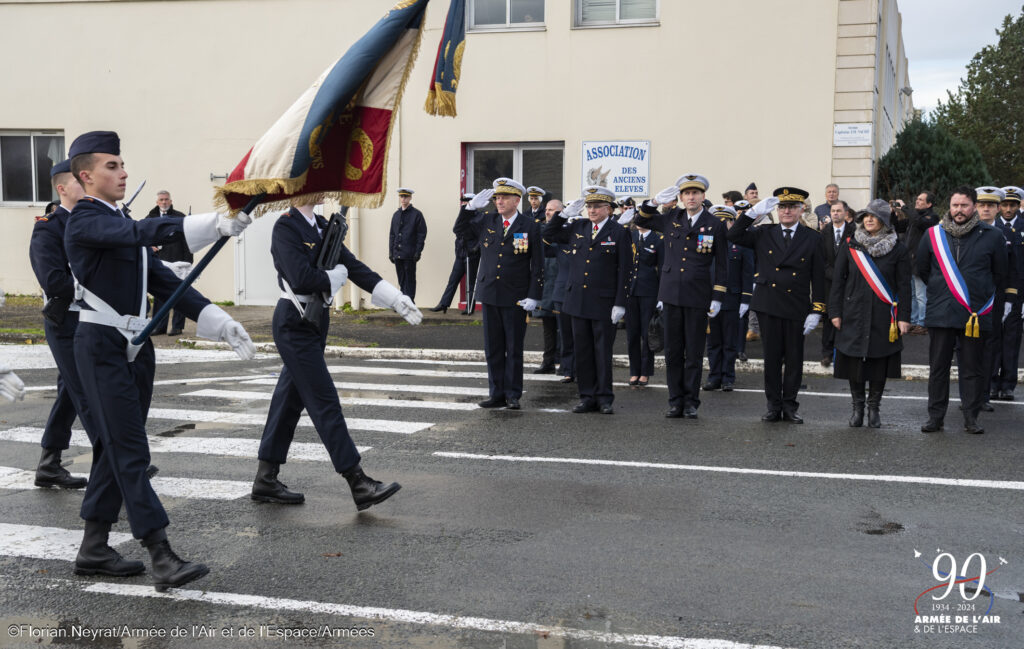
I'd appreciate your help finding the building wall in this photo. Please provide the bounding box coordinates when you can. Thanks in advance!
[0,0,912,309]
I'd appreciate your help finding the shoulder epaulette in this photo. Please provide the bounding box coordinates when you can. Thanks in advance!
[35,216,49,222]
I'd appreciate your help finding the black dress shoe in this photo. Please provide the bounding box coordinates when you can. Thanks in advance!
[683,406,698,419]
[665,406,684,418]
[572,401,598,414]
[761,410,782,422]
[533,365,556,374]
[702,381,721,391]
[559,376,575,384]
[628,378,639,386]
[737,352,748,362]
[146,464,159,479]
[478,397,507,408]
[721,383,734,392]
[782,411,804,424]
[963,416,985,434]
[980,401,994,412]
[599,403,614,414]
[168,329,183,336]
[920,419,943,433]
[637,378,649,387]
[505,398,521,410]
[998,390,1015,401]
[428,304,448,313]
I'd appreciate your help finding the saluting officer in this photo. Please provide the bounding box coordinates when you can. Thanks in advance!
[543,186,631,413]
[634,174,728,419]
[624,204,663,387]
[727,187,827,423]
[703,205,753,392]
[253,202,419,511]
[388,188,427,301]
[65,131,255,590]
[992,186,1024,400]
[430,192,480,314]
[524,186,546,223]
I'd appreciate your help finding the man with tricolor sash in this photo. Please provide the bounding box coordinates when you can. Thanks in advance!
[915,186,1008,434]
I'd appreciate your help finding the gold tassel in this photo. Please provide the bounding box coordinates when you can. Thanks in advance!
[965,313,980,338]
[889,320,897,343]
[706,321,711,334]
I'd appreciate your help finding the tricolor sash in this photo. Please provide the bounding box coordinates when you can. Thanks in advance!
[928,225,994,337]
[849,248,899,342]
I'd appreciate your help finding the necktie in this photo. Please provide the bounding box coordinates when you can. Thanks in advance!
[592,223,599,239]
[503,219,510,236]
[835,229,842,247]
[783,229,792,249]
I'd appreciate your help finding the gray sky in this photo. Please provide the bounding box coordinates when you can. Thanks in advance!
[899,0,1021,114]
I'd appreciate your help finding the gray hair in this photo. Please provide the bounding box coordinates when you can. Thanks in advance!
[156,190,171,198]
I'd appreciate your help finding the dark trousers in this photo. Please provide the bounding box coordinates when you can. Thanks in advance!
[994,298,1022,392]
[394,259,418,301]
[151,296,186,334]
[556,304,575,378]
[438,254,479,309]
[706,309,740,385]
[41,314,83,450]
[738,311,749,354]
[979,305,1004,401]
[75,326,164,539]
[929,327,985,420]
[625,295,657,376]
[663,304,708,409]
[757,311,805,414]
[540,316,558,368]
[481,303,528,400]
[572,315,616,405]
[821,316,837,359]
[259,300,361,473]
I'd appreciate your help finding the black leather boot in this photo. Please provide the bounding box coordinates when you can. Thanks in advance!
[848,381,865,427]
[963,413,985,435]
[142,528,209,592]
[342,465,401,511]
[75,520,145,577]
[251,460,305,504]
[35,448,87,489]
[866,381,884,428]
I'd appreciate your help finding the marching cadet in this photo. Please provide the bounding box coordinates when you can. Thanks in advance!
[253,202,419,510]
[388,188,427,301]
[634,174,728,419]
[703,205,753,392]
[455,178,544,409]
[992,186,1024,400]
[727,187,827,423]
[543,186,630,413]
[624,204,663,387]
[27,160,88,489]
[524,186,546,223]
[65,131,256,590]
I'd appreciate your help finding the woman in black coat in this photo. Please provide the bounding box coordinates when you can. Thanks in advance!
[829,199,912,427]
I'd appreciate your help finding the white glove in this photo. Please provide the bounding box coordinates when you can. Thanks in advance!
[0,365,25,402]
[183,211,253,252]
[371,280,422,325]
[617,207,635,225]
[707,300,722,318]
[562,198,585,219]
[519,298,539,312]
[1021,301,1024,318]
[739,303,749,318]
[0,287,5,309]
[656,301,663,311]
[802,313,821,336]
[326,264,348,296]
[747,197,779,225]
[164,260,193,280]
[1004,301,1013,322]
[195,304,256,360]
[611,306,626,324]
[467,189,494,211]
[654,185,679,205]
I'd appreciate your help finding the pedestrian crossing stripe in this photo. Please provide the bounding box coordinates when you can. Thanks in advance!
[182,389,481,410]
[0,467,252,500]
[0,523,133,561]
[146,408,431,434]
[241,378,492,396]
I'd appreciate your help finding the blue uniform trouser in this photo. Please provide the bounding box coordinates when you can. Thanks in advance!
[259,300,361,473]
[438,254,479,309]
[663,304,709,410]
[625,295,657,376]
[572,315,616,405]
[556,303,575,378]
[76,324,165,539]
[41,313,84,450]
[706,308,740,385]
[994,296,1022,393]
[481,304,527,400]
[394,259,418,301]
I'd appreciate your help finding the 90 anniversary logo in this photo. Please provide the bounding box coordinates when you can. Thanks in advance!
[912,549,1007,635]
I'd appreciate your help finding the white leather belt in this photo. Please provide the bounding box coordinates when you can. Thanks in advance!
[281,291,312,303]
[78,310,149,333]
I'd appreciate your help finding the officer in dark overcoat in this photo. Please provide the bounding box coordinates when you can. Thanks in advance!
[992,186,1024,399]
[388,188,427,300]
[430,193,480,314]
[727,187,827,423]
[624,211,663,387]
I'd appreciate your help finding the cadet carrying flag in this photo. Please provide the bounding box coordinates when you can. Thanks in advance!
[214,0,432,215]
[423,0,466,116]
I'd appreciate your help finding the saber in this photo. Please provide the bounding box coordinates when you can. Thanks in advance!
[121,180,146,214]
[131,193,265,345]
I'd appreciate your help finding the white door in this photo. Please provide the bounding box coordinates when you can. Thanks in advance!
[235,212,279,305]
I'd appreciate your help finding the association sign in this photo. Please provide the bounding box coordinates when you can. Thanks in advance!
[581,141,650,198]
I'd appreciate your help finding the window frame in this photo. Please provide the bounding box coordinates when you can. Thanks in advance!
[467,0,546,33]
[465,141,564,197]
[573,0,660,29]
[0,129,64,206]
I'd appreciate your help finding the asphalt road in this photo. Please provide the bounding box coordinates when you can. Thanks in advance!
[0,337,1021,649]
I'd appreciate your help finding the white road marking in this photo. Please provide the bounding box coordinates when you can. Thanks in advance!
[0,428,368,462]
[434,452,1024,492]
[0,467,251,500]
[25,373,283,393]
[0,346,274,371]
[79,581,797,649]
[327,364,564,382]
[0,524,132,561]
[367,358,489,366]
[147,408,431,434]
[241,378,491,396]
[182,389,480,411]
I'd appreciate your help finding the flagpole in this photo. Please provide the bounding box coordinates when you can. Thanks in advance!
[131,193,266,346]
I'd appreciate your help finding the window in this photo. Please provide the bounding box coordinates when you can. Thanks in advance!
[466,142,563,202]
[0,131,64,204]
[575,0,657,27]
[469,0,544,30]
